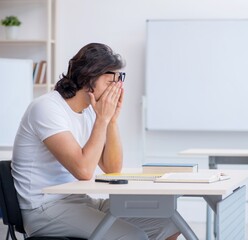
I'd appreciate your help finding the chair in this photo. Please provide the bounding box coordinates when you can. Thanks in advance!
[0,160,87,240]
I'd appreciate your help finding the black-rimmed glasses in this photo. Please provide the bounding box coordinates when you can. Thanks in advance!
[105,71,126,82]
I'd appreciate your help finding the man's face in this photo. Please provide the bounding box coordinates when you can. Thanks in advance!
[92,71,125,101]
[93,73,116,101]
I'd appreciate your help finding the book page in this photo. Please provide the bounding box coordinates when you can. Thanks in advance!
[155,172,230,183]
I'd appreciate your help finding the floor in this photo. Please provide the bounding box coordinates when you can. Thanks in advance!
[0,221,247,240]
[178,222,248,240]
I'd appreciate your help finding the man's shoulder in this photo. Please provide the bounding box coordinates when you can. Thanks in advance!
[29,91,65,116]
[33,91,62,107]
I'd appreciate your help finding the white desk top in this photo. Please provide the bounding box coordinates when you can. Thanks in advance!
[180,148,248,157]
[0,150,12,160]
[43,169,248,198]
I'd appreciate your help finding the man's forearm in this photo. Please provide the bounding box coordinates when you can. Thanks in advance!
[81,118,109,177]
[101,121,123,173]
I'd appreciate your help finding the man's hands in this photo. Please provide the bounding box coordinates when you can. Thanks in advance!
[111,85,124,123]
[87,81,124,175]
[89,82,123,123]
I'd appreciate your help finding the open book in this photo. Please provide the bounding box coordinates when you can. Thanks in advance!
[154,172,230,183]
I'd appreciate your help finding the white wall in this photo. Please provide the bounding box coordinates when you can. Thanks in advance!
[55,0,248,169]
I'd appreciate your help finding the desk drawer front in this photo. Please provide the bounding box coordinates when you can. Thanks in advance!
[109,194,176,218]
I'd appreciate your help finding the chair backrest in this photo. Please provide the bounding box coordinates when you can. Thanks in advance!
[0,160,25,234]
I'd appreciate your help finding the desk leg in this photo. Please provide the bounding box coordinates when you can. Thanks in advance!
[171,210,199,240]
[206,156,217,240]
[89,212,116,240]
[206,205,212,240]
[91,195,199,240]
[209,156,217,169]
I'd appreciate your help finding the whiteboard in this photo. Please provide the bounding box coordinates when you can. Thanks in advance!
[145,20,248,131]
[0,58,33,146]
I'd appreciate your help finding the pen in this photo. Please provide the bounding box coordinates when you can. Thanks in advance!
[95,179,128,184]
[219,173,230,181]
[95,179,110,183]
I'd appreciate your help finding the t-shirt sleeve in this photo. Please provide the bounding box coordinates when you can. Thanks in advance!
[29,98,70,141]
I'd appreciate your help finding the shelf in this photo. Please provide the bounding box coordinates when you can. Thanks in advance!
[34,83,55,88]
[0,0,42,3]
[34,84,46,88]
[0,39,55,44]
[0,0,56,98]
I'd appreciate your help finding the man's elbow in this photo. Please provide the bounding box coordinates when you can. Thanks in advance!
[73,168,94,180]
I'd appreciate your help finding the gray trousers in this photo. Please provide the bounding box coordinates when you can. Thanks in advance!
[21,194,178,240]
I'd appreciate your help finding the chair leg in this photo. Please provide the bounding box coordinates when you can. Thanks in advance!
[6,227,10,240]
[8,225,18,240]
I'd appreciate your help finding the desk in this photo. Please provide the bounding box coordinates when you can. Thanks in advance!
[0,150,12,161]
[43,169,248,240]
[180,149,248,169]
[180,148,248,240]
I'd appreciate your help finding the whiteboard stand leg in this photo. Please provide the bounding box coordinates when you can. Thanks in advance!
[141,95,147,162]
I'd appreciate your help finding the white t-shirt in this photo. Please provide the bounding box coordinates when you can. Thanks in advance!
[12,91,96,209]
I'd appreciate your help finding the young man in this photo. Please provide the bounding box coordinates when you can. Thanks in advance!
[12,43,179,240]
